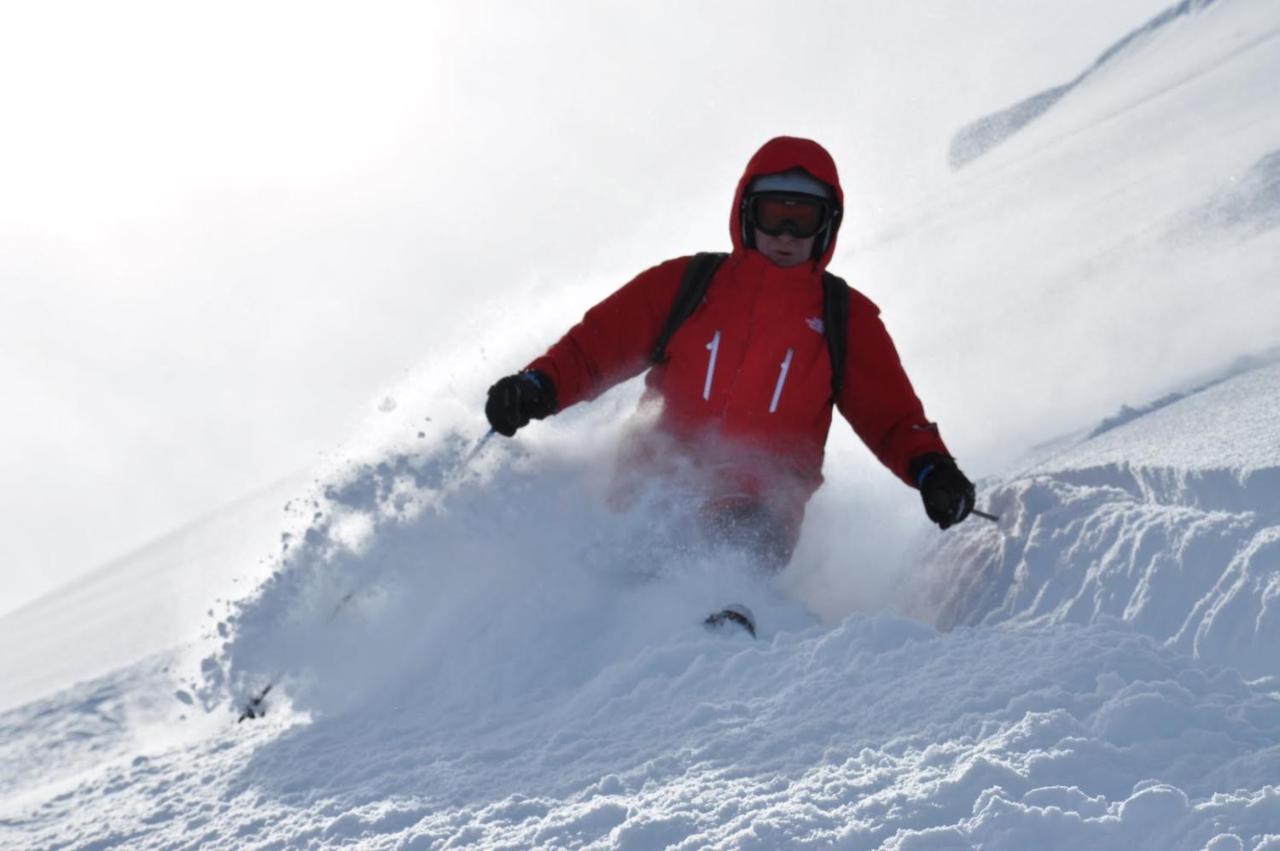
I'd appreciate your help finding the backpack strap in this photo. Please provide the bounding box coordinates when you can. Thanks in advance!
[821,271,850,402]
[650,252,729,364]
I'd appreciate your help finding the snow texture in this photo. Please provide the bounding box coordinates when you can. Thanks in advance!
[914,362,1280,685]
[6,603,1280,850]
[4,1,1280,849]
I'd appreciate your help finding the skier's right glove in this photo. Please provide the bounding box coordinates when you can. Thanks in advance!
[909,453,976,530]
[485,370,557,437]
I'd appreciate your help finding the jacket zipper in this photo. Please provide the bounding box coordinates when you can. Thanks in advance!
[703,330,721,400]
[769,348,794,413]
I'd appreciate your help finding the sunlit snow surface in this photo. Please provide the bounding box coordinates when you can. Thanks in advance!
[5,1,1280,848]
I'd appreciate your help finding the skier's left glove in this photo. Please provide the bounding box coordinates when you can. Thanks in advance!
[909,453,975,530]
[485,370,557,437]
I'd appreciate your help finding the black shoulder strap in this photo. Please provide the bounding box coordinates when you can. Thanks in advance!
[821,271,850,402]
[650,252,728,364]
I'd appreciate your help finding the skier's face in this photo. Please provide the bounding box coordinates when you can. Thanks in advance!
[754,228,815,268]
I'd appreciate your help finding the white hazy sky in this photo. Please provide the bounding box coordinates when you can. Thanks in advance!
[0,0,1176,616]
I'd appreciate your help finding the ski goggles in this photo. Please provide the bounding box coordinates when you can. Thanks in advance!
[745,192,833,239]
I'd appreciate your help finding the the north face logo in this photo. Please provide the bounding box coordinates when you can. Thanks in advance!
[805,317,824,334]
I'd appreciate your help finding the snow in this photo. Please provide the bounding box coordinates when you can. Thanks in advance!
[1043,361,1280,474]
[862,0,1280,475]
[7,586,1280,848]
[5,1,1280,849]
[913,360,1280,686]
[949,0,1246,169]
[0,475,304,714]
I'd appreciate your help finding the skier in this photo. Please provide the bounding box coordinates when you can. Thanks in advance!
[485,136,975,573]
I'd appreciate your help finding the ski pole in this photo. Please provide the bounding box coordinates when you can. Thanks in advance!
[462,429,496,465]
[972,509,1000,523]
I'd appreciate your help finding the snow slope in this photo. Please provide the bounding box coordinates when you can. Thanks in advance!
[8,352,1280,848]
[4,1,1280,849]
[949,0,1244,168]
[0,475,303,714]
[7,603,1280,849]
[4,410,1280,849]
[858,0,1280,471]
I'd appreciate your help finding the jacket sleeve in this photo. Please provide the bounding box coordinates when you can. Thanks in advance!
[526,257,689,411]
[836,291,951,487]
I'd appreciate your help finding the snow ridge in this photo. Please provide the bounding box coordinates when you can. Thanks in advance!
[1089,347,1280,439]
[949,0,1224,168]
[1183,148,1280,236]
[913,363,1280,681]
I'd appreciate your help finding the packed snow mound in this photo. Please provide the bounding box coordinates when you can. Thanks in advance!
[913,361,1280,680]
[949,0,1239,168]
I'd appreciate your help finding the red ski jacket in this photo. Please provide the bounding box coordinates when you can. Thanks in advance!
[528,137,949,534]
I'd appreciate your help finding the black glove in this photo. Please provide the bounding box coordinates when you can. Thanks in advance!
[909,453,976,530]
[485,370,557,437]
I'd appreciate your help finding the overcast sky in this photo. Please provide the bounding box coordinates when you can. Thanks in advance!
[0,0,1178,616]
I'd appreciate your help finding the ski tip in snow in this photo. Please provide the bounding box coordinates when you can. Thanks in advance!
[704,604,757,638]
[237,683,273,723]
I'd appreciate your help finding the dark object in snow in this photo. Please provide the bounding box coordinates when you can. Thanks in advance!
[705,604,757,638]
[238,683,272,723]
[1089,394,1188,439]
[1089,347,1280,440]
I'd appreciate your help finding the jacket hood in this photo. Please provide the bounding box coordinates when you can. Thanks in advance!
[730,136,844,269]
